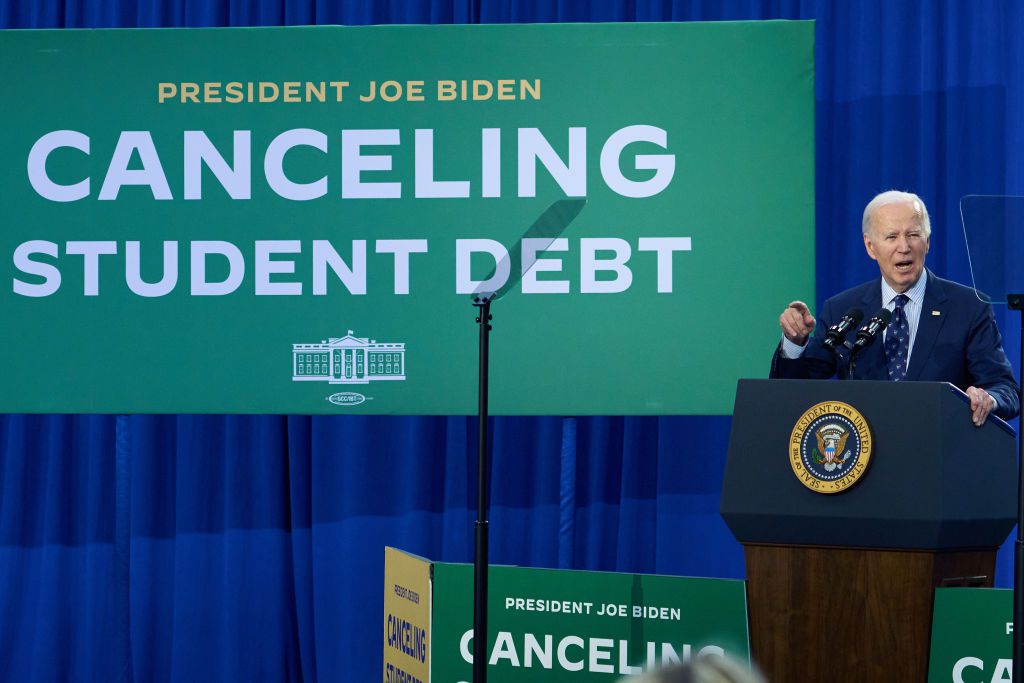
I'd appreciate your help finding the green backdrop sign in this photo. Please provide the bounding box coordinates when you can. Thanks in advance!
[0,22,814,414]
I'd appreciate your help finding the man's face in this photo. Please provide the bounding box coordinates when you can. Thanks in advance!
[863,201,930,293]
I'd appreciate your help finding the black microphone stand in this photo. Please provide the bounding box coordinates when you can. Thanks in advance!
[471,291,493,683]
[845,312,891,380]
[464,198,586,683]
[1009,293,1023,683]
[846,338,873,380]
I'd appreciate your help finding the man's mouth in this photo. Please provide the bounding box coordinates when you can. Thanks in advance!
[895,260,914,271]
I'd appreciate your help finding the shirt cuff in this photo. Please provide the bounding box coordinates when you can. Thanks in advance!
[780,336,807,359]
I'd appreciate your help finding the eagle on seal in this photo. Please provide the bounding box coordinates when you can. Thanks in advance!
[815,426,851,472]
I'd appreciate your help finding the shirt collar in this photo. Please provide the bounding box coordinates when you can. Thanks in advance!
[881,269,927,307]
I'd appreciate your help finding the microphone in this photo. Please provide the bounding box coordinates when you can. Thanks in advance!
[853,308,892,350]
[823,308,864,351]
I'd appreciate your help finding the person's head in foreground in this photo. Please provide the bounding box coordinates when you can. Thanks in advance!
[619,655,767,683]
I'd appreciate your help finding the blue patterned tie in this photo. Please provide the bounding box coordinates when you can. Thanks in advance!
[884,294,910,381]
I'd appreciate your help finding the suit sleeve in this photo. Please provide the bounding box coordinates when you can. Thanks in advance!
[966,302,1020,419]
[769,299,841,380]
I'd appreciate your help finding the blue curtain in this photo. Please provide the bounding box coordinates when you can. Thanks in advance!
[1,2,1022,681]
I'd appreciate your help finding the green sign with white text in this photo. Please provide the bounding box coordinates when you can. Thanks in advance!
[928,588,1013,682]
[383,548,750,682]
[0,22,814,414]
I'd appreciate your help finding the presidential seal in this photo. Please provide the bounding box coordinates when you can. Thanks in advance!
[789,401,873,494]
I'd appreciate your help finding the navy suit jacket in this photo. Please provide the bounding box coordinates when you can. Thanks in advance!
[770,271,1020,419]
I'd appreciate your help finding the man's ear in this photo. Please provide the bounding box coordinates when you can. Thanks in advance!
[863,232,878,261]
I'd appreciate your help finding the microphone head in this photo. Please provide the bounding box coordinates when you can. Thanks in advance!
[852,307,893,350]
[824,307,866,352]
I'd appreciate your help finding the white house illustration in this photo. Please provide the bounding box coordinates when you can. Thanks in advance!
[292,330,405,385]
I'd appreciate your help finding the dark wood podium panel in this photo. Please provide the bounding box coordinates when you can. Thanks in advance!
[744,544,995,683]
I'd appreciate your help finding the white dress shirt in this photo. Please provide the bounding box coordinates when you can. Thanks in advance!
[880,270,927,372]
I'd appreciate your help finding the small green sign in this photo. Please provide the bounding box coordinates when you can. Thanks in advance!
[928,588,1013,682]
[430,563,749,681]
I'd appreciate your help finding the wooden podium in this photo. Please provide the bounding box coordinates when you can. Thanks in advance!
[721,379,1016,682]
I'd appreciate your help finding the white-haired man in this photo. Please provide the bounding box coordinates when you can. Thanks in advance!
[771,190,1019,425]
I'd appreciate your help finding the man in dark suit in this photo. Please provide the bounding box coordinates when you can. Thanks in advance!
[771,190,1020,425]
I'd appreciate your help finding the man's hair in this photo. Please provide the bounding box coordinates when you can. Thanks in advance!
[861,190,931,238]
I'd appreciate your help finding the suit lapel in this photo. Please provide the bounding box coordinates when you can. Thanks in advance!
[906,270,948,381]
[852,281,887,379]
[860,281,881,311]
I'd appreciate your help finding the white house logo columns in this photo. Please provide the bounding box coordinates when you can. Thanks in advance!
[292,330,405,385]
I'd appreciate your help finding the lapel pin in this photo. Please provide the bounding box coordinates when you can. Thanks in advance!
[931,310,941,316]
